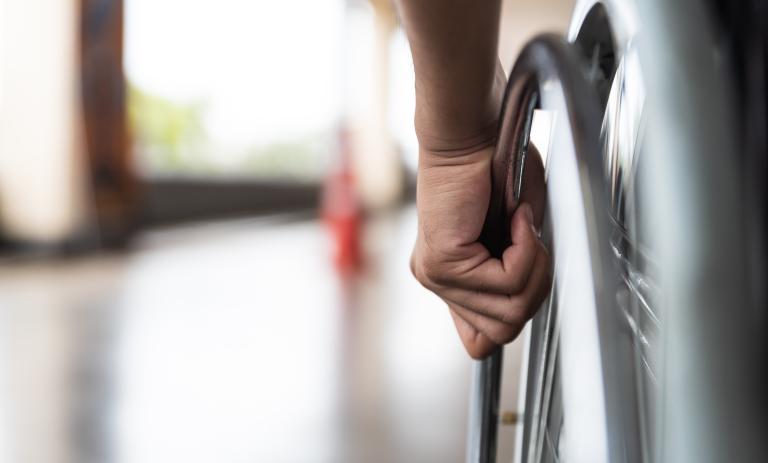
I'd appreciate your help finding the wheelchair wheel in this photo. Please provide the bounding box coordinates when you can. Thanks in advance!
[468,0,768,462]
[510,0,767,462]
[466,34,611,463]
[505,35,613,463]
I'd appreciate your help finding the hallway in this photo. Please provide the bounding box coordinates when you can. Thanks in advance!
[0,207,473,462]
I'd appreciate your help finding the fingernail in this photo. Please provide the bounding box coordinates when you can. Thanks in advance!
[522,203,534,223]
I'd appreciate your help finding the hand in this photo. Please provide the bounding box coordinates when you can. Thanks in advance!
[411,144,551,359]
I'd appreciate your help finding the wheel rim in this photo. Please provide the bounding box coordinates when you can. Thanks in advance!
[484,35,614,463]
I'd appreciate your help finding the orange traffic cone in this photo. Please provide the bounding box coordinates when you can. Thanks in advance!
[322,126,363,275]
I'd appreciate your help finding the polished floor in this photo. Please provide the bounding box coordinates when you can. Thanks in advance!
[0,207,523,463]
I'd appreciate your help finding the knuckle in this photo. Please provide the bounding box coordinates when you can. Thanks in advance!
[488,324,519,345]
[413,263,431,288]
[421,260,452,287]
[505,253,537,293]
[409,254,429,286]
[500,306,526,326]
[508,272,526,294]
[466,344,491,360]
[519,293,539,318]
[421,259,440,280]
[412,261,446,292]
[538,238,550,255]
[411,247,439,287]
[420,262,439,284]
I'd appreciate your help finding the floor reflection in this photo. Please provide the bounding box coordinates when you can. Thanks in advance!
[0,206,472,462]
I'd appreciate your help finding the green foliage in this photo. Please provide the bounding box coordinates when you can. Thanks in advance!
[128,83,208,172]
[128,82,326,179]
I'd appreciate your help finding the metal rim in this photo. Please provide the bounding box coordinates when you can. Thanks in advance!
[475,34,613,463]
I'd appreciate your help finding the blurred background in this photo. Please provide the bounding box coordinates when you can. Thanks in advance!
[0,0,571,461]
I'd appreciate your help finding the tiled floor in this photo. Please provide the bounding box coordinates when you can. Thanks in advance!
[0,207,496,463]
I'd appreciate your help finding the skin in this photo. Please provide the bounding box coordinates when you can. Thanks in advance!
[397,0,552,359]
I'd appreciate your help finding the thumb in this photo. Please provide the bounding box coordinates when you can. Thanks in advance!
[510,202,536,246]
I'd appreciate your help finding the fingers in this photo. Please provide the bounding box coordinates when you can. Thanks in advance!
[461,203,539,293]
[414,203,540,295]
[448,307,499,360]
[520,145,547,227]
[450,303,523,347]
[443,246,551,358]
[447,239,551,358]
[439,245,551,323]
[412,200,553,359]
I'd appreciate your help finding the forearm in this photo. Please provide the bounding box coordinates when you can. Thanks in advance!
[396,0,505,154]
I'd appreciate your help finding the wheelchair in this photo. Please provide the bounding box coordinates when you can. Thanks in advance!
[466,0,767,461]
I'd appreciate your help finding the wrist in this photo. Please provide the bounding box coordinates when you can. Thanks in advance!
[418,142,495,171]
[416,119,498,157]
[414,61,506,156]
